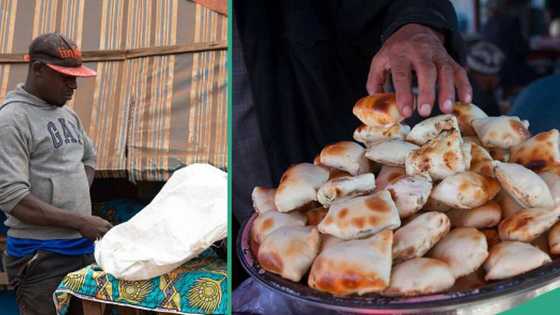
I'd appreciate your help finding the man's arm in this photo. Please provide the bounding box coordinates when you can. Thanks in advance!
[367,0,472,117]
[0,122,32,212]
[0,119,110,241]
[10,194,112,240]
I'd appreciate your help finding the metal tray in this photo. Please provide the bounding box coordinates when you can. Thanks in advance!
[237,213,560,314]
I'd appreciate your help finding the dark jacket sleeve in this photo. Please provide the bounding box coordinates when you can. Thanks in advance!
[380,0,465,64]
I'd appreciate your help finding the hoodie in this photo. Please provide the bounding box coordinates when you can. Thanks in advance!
[0,84,96,240]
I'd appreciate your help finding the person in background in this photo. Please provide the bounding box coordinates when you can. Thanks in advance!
[482,0,538,100]
[0,33,113,315]
[465,40,504,116]
[509,73,560,133]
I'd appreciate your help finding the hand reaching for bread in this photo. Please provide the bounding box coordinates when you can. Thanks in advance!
[367,23,472,118]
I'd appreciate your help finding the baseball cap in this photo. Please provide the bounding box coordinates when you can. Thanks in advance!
[24,32,96,77]
[466,41,505,76]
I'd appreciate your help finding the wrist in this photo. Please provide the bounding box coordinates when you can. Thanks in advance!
[399,23,445,44]
[70,214,87,231]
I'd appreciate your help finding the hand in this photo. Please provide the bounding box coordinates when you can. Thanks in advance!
[367,23,472,118]
[78,215,113,241]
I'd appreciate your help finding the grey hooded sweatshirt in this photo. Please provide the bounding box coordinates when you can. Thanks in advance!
[0,84,96,240]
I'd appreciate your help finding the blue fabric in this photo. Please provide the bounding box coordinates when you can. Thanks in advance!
[7,236,94,257]
[509,74,560,134]
[0,290,18,315]
[0,211,8,235]
[97,199,145,224]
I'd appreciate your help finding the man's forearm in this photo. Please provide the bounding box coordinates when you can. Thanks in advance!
[10,194,85,231]
[85,165,95,188]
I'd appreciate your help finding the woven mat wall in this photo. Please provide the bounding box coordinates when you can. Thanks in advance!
[0,0,227,181]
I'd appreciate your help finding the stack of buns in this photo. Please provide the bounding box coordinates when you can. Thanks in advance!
[249,93,559,297]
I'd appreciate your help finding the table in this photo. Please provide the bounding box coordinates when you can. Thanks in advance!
[81,299,170,314]
[54,249,228,315]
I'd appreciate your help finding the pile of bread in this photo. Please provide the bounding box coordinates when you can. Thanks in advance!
[249,93,560,297]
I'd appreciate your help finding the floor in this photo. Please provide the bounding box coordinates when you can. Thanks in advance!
[0,290,18,315]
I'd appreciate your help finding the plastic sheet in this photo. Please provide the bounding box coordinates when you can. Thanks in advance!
[94,163,227,280]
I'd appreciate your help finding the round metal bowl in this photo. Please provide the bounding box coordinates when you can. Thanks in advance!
[237,213,560,314]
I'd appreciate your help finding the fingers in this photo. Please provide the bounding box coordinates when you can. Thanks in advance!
[437,63,455,114]
[454,65,472,103]
[367,55,388,95]
[369,22,472,117]
[387,57,469,117]
[100,227,110,237]
[414,60,437,117]
[93,215,112,226]
[390,57,414,118]
[102,220,113,234]
[96,225,111,239]
[91,216,113,238]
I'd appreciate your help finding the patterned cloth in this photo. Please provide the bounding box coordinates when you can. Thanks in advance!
[54,249,228,314]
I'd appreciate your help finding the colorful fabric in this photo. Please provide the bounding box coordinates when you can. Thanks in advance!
[6,236,94,257]
[54,249,227,315]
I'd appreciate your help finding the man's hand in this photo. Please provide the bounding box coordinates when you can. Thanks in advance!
[78,215,113,241]
[367,23,472,117]
[11,194,113,240]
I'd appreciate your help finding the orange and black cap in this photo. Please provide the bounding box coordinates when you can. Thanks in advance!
[24,32,96,77]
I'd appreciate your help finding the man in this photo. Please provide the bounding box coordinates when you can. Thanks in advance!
[0,33,113,315]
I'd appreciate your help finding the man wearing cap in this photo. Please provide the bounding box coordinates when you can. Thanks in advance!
[0,33,112,315]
